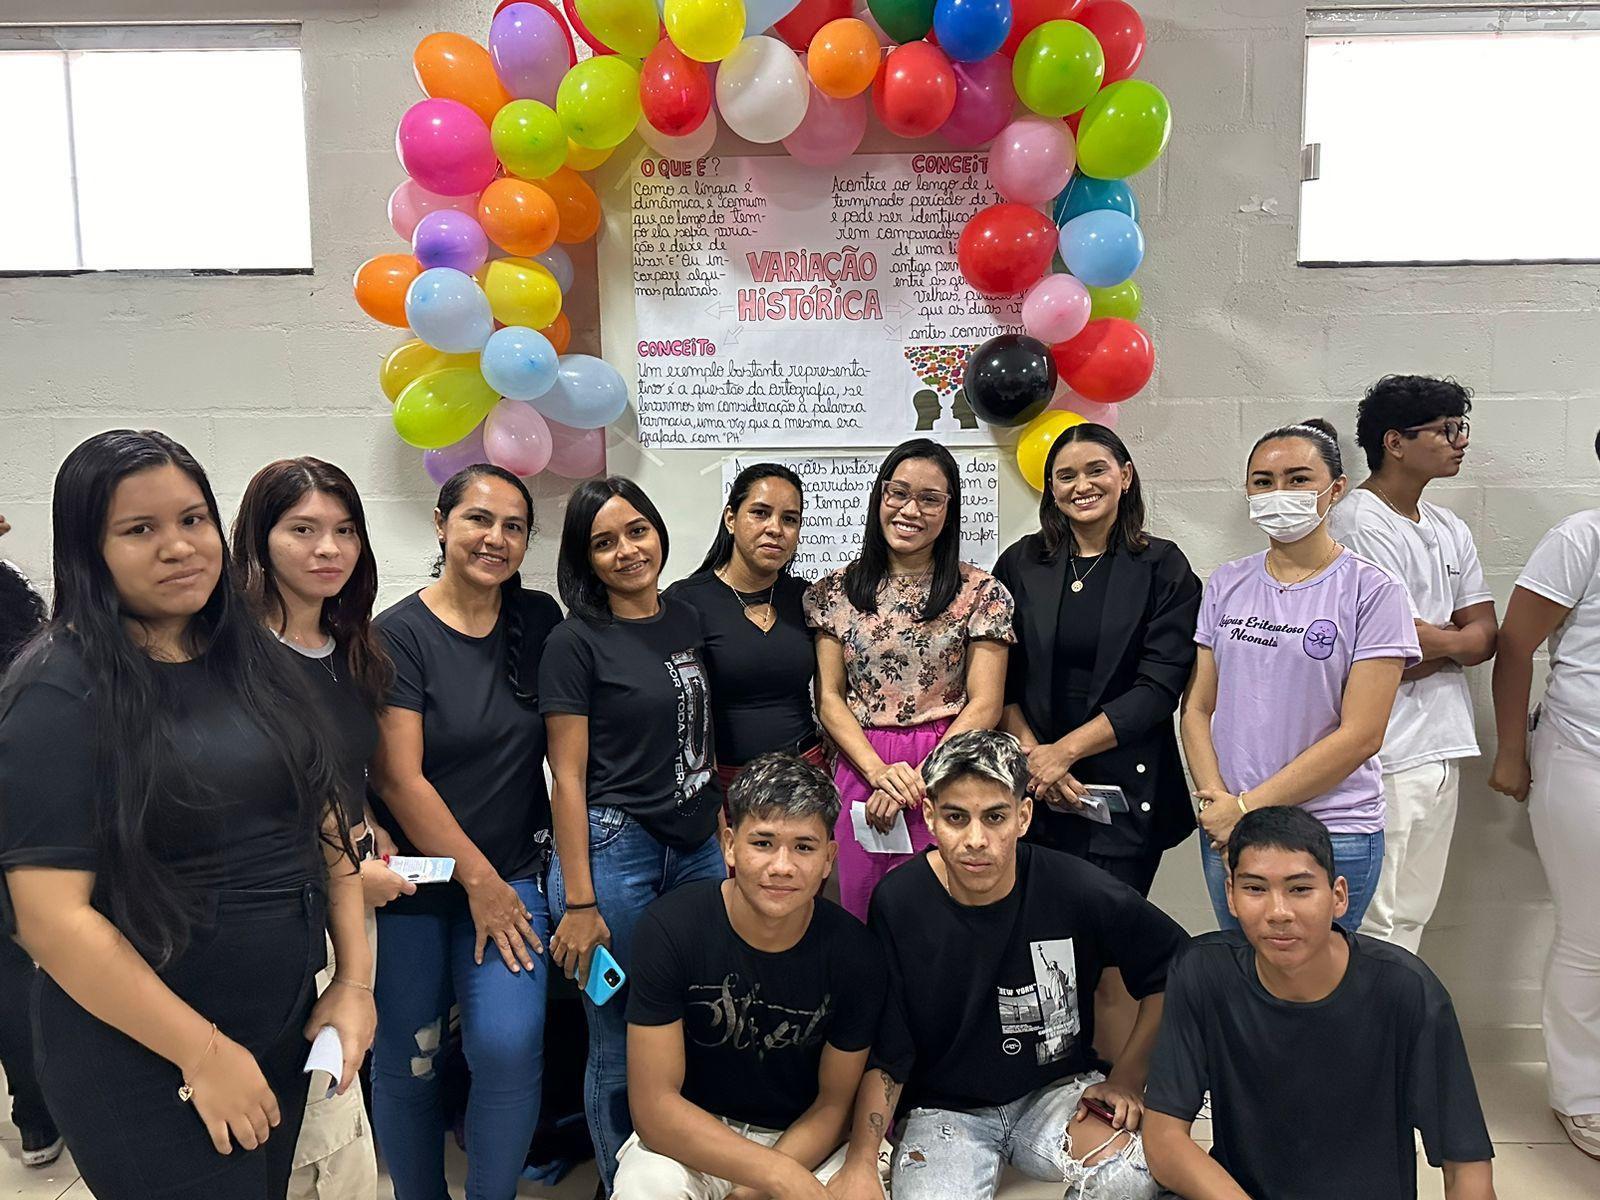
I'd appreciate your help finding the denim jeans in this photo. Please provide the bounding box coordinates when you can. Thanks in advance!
[548,807,726,1196]
[892,1073,1158,1200]
[1201,830,1385,932]
[372,878,550,1200]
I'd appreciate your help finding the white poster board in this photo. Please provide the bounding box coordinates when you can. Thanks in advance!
[719,451,1002,574]
[631,153,1024,450]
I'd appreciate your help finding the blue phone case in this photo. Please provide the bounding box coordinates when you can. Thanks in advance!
[584,945,627,1007]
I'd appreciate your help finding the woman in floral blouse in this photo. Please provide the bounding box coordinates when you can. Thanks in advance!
[805,438,1015,917]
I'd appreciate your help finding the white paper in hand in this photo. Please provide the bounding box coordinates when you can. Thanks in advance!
[304,1024,343,1098]
[384,855,455,884]
[850,802,914,854]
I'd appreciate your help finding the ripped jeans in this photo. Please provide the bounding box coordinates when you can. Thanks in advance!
[372,879,550,1200]
[892,1073,1158,1200]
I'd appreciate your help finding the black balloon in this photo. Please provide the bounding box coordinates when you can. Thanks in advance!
[963,334,1057,427]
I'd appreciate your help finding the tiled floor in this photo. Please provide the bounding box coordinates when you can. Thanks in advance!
[5,1063,1595,1198]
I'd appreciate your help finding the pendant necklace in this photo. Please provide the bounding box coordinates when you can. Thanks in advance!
[718,568,776,634]
[1069,552,1105,595]
[1268,540,1342,594]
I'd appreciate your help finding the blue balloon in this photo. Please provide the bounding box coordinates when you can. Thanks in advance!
[744,0,803,34]
[405,267,493,354]
[481,326,559,401]
[533,354,629,429]
[1059,210,1145,288]
[934,0,1012,62]
[1052,173,1140,228]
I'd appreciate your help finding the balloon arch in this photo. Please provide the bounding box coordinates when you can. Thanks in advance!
[352,0,1171,488]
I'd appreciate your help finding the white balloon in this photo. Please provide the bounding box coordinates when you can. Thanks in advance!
[715,36,809,145]
[637,110,720,160]
[534,245,574,294]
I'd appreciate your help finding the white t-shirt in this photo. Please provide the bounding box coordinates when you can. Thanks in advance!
[1517,508,1600,759]
[1329,488,1492,772]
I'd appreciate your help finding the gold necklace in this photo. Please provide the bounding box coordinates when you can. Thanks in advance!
[1267,540,1342,593]
[1068,551,1105,594]
[1369,483,1419,522]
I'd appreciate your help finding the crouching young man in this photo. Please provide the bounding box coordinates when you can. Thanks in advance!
[616,752,886,1200]
[1142,806,1496,1200]
[828,730,1189,1200]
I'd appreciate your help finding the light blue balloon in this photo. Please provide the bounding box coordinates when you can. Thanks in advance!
[405,267,493,353]
[535,245,575,294]
[532,354,629,429]
[744,0,803,34]
[1052,173,1140,228]
[481,326,560,401]
[1059,210,1145,288]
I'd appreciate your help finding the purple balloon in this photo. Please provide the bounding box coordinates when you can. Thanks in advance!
[940,56,1016,149]
[782,87,867,168]
[412,209,490,273]
[489,3,571,107]
[423,425,489,486]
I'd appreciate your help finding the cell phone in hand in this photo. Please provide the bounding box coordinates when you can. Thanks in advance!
[1080,1095,1118,1125]
[584,945,627,1007]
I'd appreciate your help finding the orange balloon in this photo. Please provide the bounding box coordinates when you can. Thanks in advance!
[478,178,560,257]
[413,33,512,126]
[808,19,881,99]
[542,167,602,244]
[353,254,421,328]
[541,311,572,354]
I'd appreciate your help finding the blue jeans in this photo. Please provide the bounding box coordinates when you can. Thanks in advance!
[371,878,550,1200]
[1201,830,1385,932]
[548,807,726,1196]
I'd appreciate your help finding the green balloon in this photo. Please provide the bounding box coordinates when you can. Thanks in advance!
[394,368,498,450]
[1013,20,1105,119]
[556,56,642,151]
[1077,79,1173,180]
[868,0,936,46]
[1088,280,1142,322]
[492,101,568,181]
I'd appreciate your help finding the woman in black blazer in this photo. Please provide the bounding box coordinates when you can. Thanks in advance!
[995,421,1201,898]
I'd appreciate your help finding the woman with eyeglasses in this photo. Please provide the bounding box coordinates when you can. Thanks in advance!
[1180,420,1418,932]
[804,438,1014,919]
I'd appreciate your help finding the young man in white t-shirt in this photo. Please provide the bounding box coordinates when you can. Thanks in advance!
[1328,376,1498,954]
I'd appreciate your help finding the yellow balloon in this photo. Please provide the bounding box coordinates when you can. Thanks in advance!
[565,140,613,171]
[479,257,563,330]
[664,0,746,63]
[1016,410,1086,491]
[379,340,477,403]
[393,368,499,449]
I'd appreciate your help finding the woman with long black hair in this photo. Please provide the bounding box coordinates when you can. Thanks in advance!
[0,430,372,1200]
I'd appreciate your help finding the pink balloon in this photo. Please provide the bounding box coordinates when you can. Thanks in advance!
[939,55,1015,149]
[782,85,867,167]
[484,398,554,477]
[546,418,606,478]
[1050,384,1121,429]
[422,425,489,485]
[396,98,498,198]
[388,179,481,241]
[990,117,1076,206]
[1022,274,1091,344]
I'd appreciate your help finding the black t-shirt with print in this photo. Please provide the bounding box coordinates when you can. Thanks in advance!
[627,879,886,1129]
[538,595,721,849]
[1145,929,1493,1199]
[869,842,1188,1111]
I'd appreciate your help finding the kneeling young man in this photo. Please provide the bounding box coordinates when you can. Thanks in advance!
[829,730,1188,1200]
[1142,806,1496,1200]
[617,753,886,1200]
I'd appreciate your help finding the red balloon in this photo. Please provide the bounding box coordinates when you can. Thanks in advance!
[641,40,711,136]
[495,0,579,64]
[1076,0,1146,83]
[1051,318,1154,403]
[775,0,855,51]
[957,203,1057,296]
[1001,0,1088,57]
[873,41,957,138]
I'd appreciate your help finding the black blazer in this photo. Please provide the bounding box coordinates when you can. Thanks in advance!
[993,532,1201,858]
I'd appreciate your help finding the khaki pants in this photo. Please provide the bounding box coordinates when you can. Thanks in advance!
[613,1120,848,1200]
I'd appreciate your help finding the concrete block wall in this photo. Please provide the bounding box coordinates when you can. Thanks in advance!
[2,0,1595,1058]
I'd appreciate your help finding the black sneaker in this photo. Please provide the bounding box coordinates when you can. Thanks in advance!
[20,1126,64,1168]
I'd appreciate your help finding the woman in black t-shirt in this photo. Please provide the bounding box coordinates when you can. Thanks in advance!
[0,430,370,1200]
[666,463,820,792]
[366,464,562,1200]
[540,476,726,1196]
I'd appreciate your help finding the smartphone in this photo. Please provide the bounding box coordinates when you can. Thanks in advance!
[584,945,627,1007]
[1080,1095,1118,1125]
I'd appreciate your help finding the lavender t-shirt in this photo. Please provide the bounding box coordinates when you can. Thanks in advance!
[1195,550,1420,833]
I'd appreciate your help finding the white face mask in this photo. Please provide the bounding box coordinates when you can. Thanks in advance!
[1248,483,1334,543]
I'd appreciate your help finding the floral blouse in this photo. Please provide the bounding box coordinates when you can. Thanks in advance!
[803,562,1015,728]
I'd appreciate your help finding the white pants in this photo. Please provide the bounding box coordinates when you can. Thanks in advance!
[1528,721,1600,1115]
[1360,760,1461,954]
[613,1120,848,1199]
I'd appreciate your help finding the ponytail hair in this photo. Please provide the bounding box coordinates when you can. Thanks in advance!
[1249,419,1344,479]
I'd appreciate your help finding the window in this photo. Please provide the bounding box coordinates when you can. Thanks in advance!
[0,23,312,273]
[1299,7,1600,266]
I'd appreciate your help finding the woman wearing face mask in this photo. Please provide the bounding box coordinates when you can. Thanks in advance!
[1181,420,1418,930]
[367,464,563,1200]
[0,431,370,1199]
[805,438,1014,920]
[667,464,819,790]
[541,477,725,1196]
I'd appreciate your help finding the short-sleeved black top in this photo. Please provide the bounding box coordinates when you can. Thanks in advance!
[277,639,377,827]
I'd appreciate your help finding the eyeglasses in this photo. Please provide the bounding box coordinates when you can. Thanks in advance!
[883,482,950,513]
[1404,418,1470,447]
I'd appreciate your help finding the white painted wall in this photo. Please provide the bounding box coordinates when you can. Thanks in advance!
[2,0,1592,1058]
